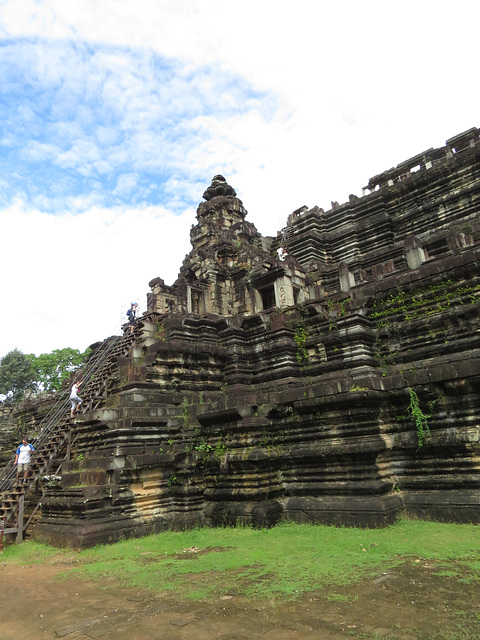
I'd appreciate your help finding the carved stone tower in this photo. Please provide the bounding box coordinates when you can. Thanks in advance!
[148,175,313,317]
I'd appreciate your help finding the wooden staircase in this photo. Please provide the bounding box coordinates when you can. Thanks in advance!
[0,321,145,540]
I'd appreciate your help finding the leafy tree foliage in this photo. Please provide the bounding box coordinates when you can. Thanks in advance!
[0,349,36,401]
[28,347,90,392]
[0,346,90,401]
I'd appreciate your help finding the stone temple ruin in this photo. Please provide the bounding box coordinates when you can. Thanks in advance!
[1,127,479,548]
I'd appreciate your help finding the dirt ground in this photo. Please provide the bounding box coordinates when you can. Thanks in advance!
[1,557,479,640]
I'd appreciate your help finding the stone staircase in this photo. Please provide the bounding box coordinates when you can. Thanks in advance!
[0,322,144,539]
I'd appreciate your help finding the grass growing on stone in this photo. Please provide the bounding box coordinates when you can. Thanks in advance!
[3,519,480,602]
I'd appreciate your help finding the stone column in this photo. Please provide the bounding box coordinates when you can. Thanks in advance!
[404,235,427,269]
[337,313,379,381]
[339,262,355,292]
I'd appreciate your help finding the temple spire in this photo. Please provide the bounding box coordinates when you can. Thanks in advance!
[202,175,237,201]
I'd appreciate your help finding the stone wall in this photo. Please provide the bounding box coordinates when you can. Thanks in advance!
[0,404,18,466]
[32,129,480,548]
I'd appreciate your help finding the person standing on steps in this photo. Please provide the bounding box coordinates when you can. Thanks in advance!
[15,437,35,484]
[70,380,83,417]
[126,302,138,334]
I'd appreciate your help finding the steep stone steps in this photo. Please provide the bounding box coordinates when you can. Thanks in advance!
[0,321,145,537]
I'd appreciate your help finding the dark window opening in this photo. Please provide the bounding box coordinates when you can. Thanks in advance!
[260,285,275,310]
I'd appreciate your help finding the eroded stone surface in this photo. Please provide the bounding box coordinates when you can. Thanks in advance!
[28,128,480,548]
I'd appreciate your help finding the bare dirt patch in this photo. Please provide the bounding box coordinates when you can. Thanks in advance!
[1,558,479,639]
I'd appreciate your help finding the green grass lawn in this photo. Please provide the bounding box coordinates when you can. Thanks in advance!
[3,518,479,602]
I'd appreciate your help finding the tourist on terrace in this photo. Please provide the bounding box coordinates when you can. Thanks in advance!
[126,302,139,333]
[70,380,83,417]
[15,437,35,484]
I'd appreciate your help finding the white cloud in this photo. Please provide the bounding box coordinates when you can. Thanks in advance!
[114,173,138,196]
[21,141,60,163]
[0,0,479,359]
[0,31,280,215]
[0,202,193,357]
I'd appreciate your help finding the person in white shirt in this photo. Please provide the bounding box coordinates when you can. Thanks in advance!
[15,437,35,484]
[70,381,83,417]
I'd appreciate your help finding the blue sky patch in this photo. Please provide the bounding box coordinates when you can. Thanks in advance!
[0,37,278,214]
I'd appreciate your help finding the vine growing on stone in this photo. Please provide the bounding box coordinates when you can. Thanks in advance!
[294,325,309,363]
[407,388,431,448]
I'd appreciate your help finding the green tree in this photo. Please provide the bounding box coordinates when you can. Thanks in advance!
[0,349,36,401]
[28,347,90,392]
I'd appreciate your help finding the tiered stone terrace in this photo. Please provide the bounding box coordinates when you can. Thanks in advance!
[26,129,480,548]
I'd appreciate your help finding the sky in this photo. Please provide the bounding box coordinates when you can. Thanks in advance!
[0,0,479,359]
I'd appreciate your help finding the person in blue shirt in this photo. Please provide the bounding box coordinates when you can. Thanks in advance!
[126,302,139,334]
[14,437,35,484]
